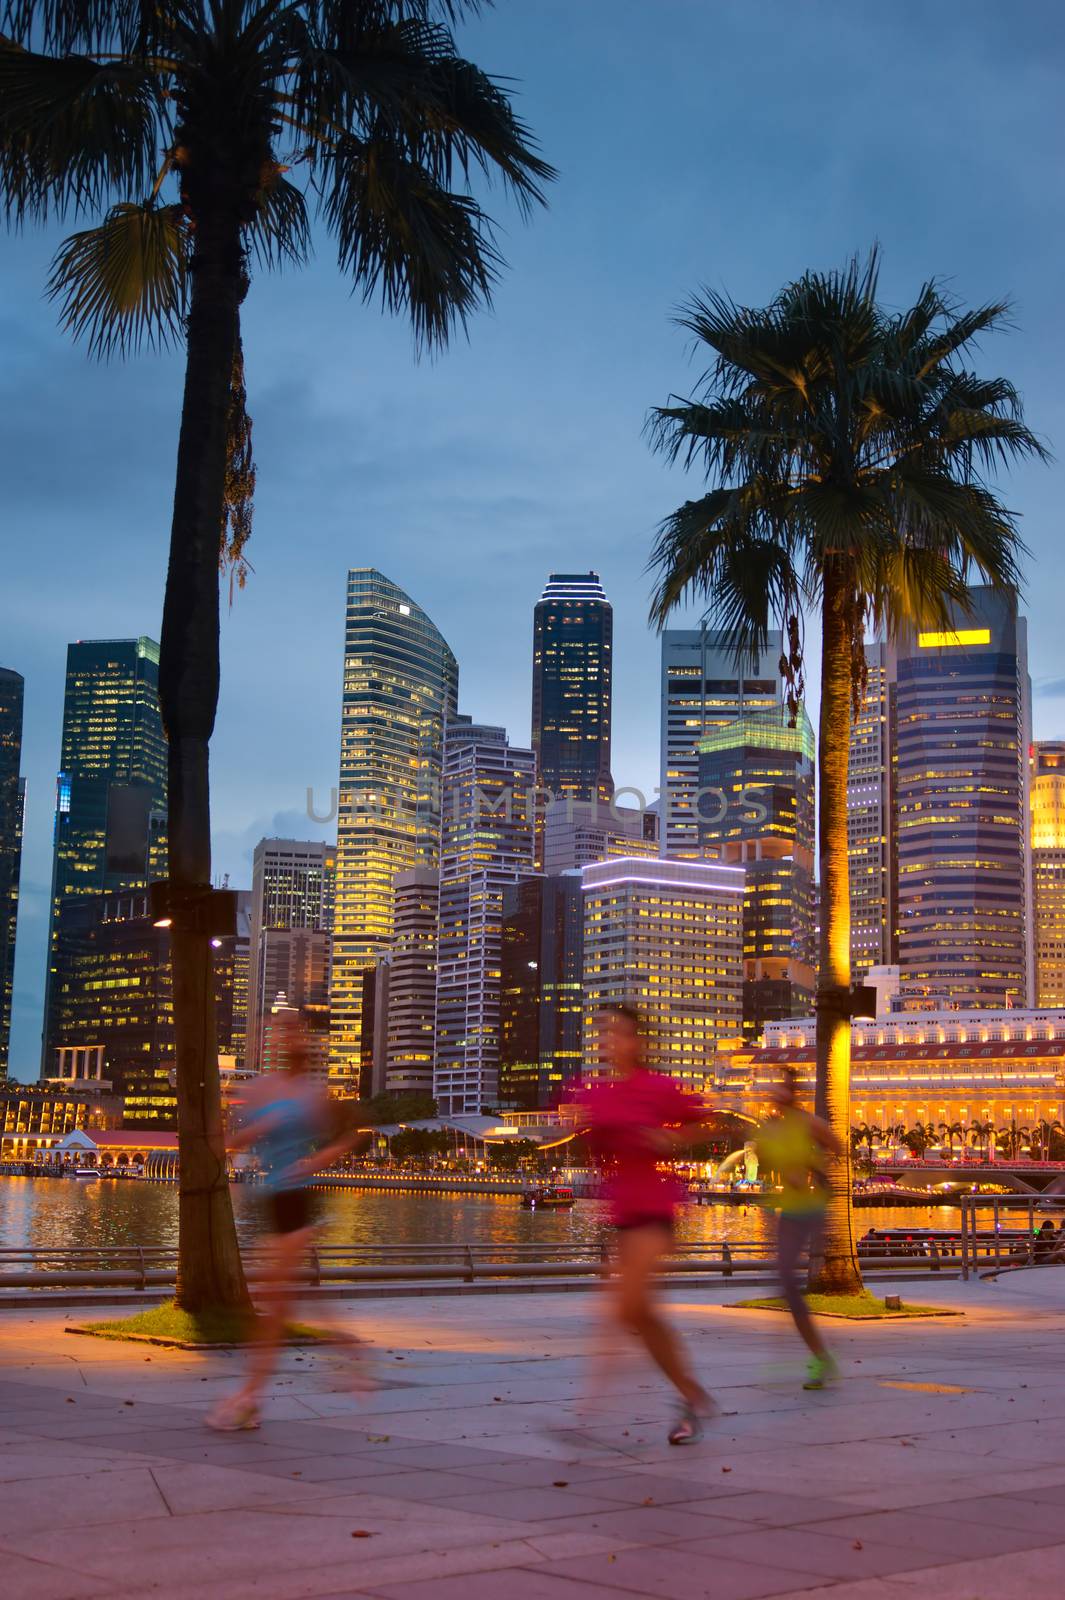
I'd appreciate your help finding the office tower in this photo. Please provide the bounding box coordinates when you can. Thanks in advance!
[531,573,613,806]
[247,839,334,1070]
[698,705,816,1037]
[847,642,895,978]
[1031,742,1065,1006]
[895,587,1032,1008]
[660,627,783,859]
[542,797,658,875]
[260,988,330,1080]
[330,570,457,1091]
[214,888,252,1065]
[384,867,440,1097]
[0,668,24,1076]
[499,873,584,1110]
[42,639,168,1075]
[358,958,390,1099]
[581,857,743,1090]
[47,888,245,1126]
[434,718,536,1114]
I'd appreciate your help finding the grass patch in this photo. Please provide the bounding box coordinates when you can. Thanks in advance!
[66,1301,334,1348]
[726,1291,961,1320]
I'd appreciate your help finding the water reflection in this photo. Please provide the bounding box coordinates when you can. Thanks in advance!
[0,1176,973,1254]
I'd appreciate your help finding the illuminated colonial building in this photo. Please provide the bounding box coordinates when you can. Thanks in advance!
[848,641,895,978]
[659,628,783,859]
[42,638,168,1075]
[384,867,440,1097]
[248,838,334,1071]
[697,705,816,1037]
[330,571,457,1091]
[434,718,536,1114]
[0,667,24,1077]
[1031,741,1065,1007]
[531,572,613,809]
[894,588,1032,1008]
[581,856,743,1092]
[499,873,584,1110]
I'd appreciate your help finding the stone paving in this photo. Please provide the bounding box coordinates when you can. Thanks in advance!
[2,1269,1065,1598]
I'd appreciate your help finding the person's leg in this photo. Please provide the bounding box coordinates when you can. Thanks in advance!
[777,1214,825,1358]
[614,1224,707,1407]
[210,1222,311,1427]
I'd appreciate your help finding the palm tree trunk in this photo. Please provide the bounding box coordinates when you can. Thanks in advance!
[159,205,250,1313]
[810,567,863,1293]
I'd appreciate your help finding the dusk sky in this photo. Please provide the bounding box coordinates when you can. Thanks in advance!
[2,0,1064,1079]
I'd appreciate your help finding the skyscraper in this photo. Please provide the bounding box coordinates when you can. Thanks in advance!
[247,838,334,1071]
[894,588,1032,1008]
[531,573,613,807]
[660,628,783,859]
[385,867,440,1097]
[542,797,658,875]
[1031,741,1065,1006]
[43,639,167,1075]
[698,706,816,1038]
[330,571,457,1091]
[499,873,584,1110]
[581,857,744,1091]
[434,717,536,1114]
[0,668,25,1077]
[847,642,896,978]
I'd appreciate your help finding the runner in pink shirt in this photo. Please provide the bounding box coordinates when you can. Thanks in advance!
[575,1004,715,1444]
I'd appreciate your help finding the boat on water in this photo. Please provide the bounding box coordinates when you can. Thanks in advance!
[520,1185,575,1210]
[70,1167,99,1180]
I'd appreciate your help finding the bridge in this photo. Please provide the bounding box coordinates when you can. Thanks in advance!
[872,1158,1065,1195]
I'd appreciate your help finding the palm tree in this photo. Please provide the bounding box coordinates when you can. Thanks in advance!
[647,251,1042,1293]
[1,1,551,1312]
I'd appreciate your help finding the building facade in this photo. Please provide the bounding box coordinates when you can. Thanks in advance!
[660,628,783,859]
[542,797,658,875]
[248,838,334,1071]
[698,705,816,1037]
[894,589,1032,1009]
[330,570,457,1091]
[848,641,895,978]
[384,867,440,1097]
[499,873,584,1110]
[434,718,536,1114]
[1031,741,1065,1007]
[42,639,168,1074]
[0,667,24,1077]
[531,572,613,809]
[581,856,744,1091]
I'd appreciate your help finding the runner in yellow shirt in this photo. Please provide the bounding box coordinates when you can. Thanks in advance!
[755,1069,842,1389]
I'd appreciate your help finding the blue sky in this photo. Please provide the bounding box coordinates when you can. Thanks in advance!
[2,0,1064,1079]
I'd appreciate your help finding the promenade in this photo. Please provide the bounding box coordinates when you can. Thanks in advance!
[2,1271,1064,1600]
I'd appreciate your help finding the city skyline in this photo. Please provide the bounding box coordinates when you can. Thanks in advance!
[3,0,1064,1078]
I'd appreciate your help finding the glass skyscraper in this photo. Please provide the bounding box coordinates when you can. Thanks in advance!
[42,639,168,1075]
[499,873,584,1110]
[0,668,25,1077]
[697,706,816,1038]
[1031,742,1065,1007]
[894,588,1032,1009]
[531,573,613,806]
[330,571,457,1091]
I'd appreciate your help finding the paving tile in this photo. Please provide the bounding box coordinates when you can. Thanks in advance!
[431,1485,630,1522]
[808,1507,1061,1559]
[0,1466,169,1537]
[679,1525,933,1580]
[367,1570,631,1600]
[700,1491,859,1525]
[533,1545,817,1599]
[0,1549,110,1600]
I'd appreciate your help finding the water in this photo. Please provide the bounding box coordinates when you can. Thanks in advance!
[0,1176,972,1254]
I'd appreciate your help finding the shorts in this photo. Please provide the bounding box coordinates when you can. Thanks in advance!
[266,1187,318,1236]
[614,1214,674,1238]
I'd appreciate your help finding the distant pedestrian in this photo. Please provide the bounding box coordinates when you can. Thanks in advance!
[755,1069,841,1390]
[1034,1218,1065,1265]
[576,1004,714,1445]
[207,1011,369,1431]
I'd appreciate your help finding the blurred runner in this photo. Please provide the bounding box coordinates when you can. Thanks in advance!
[576,1004,714,1445]
[755,1068,841,1389]
[208,1011,369,1430]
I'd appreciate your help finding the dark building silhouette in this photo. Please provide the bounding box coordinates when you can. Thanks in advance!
[0,668,24,1077]
[531,574,613,809]
[499,874,584,1110]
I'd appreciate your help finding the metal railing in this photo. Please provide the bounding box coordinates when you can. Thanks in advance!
[960,1194,1065,1279]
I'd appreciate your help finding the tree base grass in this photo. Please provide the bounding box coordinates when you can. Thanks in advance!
[65,1301,335,1348]
[727,1291,961,1320]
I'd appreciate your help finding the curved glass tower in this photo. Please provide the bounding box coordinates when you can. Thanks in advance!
[329,570,457,1090]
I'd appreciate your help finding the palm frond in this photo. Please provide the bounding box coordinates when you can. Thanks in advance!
[0,37,162,221]
[247,171,312,268]
[46,200,189,356]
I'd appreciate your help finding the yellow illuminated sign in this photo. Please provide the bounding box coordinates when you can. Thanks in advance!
[917,629,991,649]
